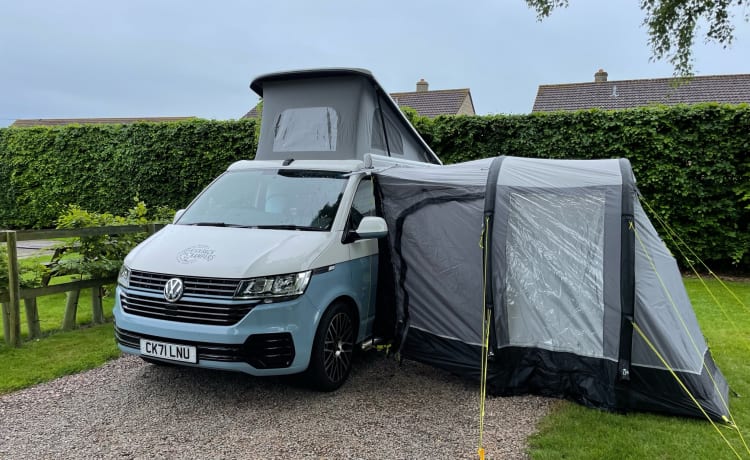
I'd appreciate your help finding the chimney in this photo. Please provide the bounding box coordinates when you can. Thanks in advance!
[594,69,608,83]
[416,78,429,92]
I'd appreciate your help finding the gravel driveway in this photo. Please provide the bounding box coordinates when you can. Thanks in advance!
[0,353,552,459]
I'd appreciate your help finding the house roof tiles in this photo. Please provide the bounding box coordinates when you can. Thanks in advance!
[532,74,750,112]
[390,88,474,118]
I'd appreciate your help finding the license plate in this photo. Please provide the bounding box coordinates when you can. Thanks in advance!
[140,339,197,364]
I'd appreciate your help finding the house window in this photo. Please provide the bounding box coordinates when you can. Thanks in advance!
[273,107,338,152]
[371,109,403,155]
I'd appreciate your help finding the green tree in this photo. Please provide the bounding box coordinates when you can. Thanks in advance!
[525,0,748,76]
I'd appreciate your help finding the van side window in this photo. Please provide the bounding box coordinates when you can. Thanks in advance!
[348,178,376,230]
[371,109,404,155]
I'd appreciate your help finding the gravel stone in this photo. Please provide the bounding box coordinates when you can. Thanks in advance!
[0,353,552,459]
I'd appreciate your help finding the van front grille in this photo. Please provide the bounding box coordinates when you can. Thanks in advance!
[120,291,257,326]
[129,270,240,299]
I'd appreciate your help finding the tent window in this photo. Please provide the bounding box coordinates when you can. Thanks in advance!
[505,190,606,358]
[371,109,403,155]
[272,107,338,152]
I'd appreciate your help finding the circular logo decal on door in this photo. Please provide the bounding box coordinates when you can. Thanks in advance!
[164,278,184,303]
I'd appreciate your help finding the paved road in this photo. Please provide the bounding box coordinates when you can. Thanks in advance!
[14,239,58,259]
[0,353,552,459]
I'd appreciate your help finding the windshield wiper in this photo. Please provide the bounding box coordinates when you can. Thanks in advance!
[184,223,325,231]
[252,225,325,231]
[187,222,229,227]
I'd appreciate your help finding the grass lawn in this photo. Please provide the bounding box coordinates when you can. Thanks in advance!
[1,254,120,394]
[528,278,750,460]
[0,323,119,394]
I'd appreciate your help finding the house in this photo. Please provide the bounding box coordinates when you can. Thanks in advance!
[243,78,475,119]
[10,117,196,127]
[390,79,475,118]
[532,70,750,112]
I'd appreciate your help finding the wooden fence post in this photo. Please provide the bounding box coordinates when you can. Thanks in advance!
[24,298,42,339]
[1,302,9,344]
[4,231,22,347]
[91,285,104,324]
[62,289,80,331]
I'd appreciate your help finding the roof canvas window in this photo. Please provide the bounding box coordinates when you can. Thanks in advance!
[273,107,338,152]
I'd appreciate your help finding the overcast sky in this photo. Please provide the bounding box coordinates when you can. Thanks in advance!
[1,0,748,127]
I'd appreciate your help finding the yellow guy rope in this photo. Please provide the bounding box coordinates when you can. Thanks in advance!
[641,198,748,313]
[632,322,742,459]
[477,217,492,460]
[633,221,749,456]
[632,224,733,415]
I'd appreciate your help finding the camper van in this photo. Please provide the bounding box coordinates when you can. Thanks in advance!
[113,68,441,390]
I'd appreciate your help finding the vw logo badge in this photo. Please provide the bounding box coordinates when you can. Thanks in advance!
[164,278,184,303]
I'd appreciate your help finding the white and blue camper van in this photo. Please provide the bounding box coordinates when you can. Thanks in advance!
[113,69,440,390]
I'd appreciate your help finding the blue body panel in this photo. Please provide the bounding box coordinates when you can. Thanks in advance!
[113,256,377,376]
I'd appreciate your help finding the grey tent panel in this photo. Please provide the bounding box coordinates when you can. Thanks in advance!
[632,200,708,373]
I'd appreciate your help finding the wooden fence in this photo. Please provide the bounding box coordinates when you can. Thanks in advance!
[1,224,164,348]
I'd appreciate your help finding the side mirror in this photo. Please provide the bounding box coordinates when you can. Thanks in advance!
[173,209,186,224]
[351,216,388,241]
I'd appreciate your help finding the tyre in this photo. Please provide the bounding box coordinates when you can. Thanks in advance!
[306,301,356,391]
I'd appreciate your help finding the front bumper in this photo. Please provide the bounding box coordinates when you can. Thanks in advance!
[113,283,322,376]
[115,326,296,369]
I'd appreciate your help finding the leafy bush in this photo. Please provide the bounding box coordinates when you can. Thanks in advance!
[51,199,173,280]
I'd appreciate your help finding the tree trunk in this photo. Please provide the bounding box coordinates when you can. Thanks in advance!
[62,290,80,331]
[24,298,42,339]
[1,302,9,345]
[91,286,104,324]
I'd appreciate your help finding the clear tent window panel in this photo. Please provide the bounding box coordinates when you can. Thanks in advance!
[505,190,606,358]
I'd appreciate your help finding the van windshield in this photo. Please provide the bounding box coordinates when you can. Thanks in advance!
[177,169,348,231]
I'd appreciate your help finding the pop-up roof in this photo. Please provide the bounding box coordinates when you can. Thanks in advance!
[250,68,441,164]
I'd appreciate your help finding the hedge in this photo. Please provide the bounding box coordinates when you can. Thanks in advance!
[0,119,257,228]
[1,105,747,270]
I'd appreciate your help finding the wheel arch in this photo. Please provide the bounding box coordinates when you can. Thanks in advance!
[326,295,360,342]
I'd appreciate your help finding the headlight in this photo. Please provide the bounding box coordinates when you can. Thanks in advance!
[118,265,131,288]
[235,271,312,301]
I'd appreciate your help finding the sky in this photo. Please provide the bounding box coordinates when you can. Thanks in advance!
[1,0,748,127]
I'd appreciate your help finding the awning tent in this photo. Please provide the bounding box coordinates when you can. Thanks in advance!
[373,156,729,420]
